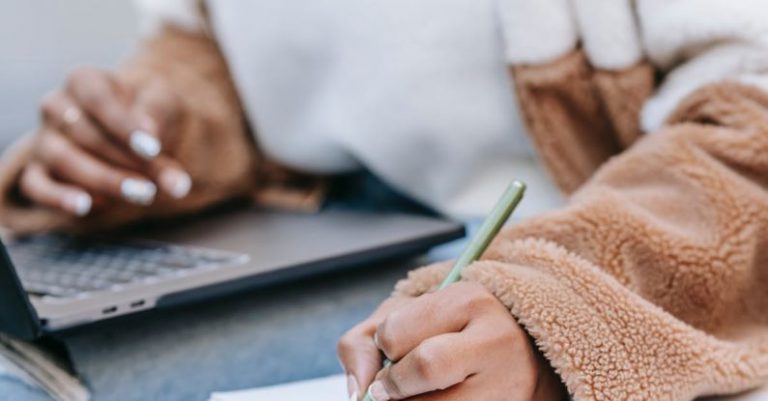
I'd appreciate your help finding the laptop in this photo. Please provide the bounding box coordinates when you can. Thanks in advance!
[0,209,464,340]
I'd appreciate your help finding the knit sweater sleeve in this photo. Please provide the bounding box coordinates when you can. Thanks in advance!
[394,82,768,401]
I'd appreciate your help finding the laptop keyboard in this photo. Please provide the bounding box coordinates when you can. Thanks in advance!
[6,235,249,299]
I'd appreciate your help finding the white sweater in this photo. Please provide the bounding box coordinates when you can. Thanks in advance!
[135,0,768,217]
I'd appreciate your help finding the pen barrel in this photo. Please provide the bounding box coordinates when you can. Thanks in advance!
[438,180,526,289]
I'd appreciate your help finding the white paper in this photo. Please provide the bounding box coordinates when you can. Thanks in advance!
[210,374,346,401]
[209,374,768,401]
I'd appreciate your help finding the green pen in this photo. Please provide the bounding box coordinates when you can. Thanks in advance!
[361,180,527,401]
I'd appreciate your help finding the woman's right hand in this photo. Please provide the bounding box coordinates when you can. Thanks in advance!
[18,66,193,217]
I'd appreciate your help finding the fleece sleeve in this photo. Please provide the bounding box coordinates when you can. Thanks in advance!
[394,82,768,401]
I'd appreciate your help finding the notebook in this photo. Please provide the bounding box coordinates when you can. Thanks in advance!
[209,374,768,401]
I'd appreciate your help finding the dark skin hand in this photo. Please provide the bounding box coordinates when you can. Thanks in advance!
[338,282,567,401]
[20,66,191,217]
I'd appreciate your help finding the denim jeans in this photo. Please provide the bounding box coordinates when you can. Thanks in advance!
[0,172,466,401]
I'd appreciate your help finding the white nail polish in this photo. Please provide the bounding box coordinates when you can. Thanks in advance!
[159,168,192,199]
[349,391,358,401]
[62,192,92,217]
[121,178,157,205]
[129,130,161,160]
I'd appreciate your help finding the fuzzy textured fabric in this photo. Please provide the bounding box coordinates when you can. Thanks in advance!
[592,64,654,149]
[498,0,578,65]
[510,50,648,193]
[498,0,768,134]
[134,0,202,35]
[395,82,768,401]
[133,0,768,213]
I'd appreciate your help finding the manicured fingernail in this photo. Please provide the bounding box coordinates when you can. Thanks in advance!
[347,375,359,399]
[121,178,157,205]
[129,130,161,160]
[373,332,381,349]
[159,168,191,199]
[349,391,358,401]
[62,192,92,217]
[368,382,390,401]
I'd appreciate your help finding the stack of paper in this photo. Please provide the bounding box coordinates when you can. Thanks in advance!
[0,335,89,401]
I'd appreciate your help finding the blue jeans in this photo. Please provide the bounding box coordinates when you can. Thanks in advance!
[0,172,466,401]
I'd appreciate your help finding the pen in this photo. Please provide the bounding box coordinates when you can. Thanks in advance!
[362,180,527,401]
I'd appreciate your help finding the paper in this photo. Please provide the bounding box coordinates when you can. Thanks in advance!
[210,374,768,401]
[210,374,346,401]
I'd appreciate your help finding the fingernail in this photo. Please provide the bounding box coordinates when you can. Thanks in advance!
[62,192,92,217]
[159,168,192,199]
[349,391,358,401]
[347,375,359,399]
[129,130,161,160]
[373,332,381,349]
[121,178,157,205]
[368,382,390,401]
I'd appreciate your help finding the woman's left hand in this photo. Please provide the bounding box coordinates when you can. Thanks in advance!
[338,282,566,401]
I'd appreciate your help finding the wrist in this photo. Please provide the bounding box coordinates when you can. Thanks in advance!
[532,345,568,401]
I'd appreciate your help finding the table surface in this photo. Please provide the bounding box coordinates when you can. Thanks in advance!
[2,188,767,401]
[53,236,468,401]
[54,233,768,401]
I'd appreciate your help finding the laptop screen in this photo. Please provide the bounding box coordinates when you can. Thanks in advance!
[0,238,40,339]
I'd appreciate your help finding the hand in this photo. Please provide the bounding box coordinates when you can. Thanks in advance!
[18,66,192,217]
[338,282,565,401]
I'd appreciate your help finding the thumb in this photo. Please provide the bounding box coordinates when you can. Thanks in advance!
[338,297,413,400]
[338,326,384,401]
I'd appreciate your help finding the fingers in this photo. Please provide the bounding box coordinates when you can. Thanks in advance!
[375,282,497,361]
[65,67,162,160]
[19,163,93,217]
[338,324,383,401]
[370,332,483,401]
[40,90,141,170]
[132,79,184,148]
[35,130,157,205]
[345,285,541,401]
[406,383,473,401]
[338,297,413,401]
[130,82,192,199]
[370,313,525,401]
[40,87,191,200]
[147,156,193,200]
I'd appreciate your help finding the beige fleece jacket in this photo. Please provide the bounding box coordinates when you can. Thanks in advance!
[396,83,768,400]
[1,3,768,401]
